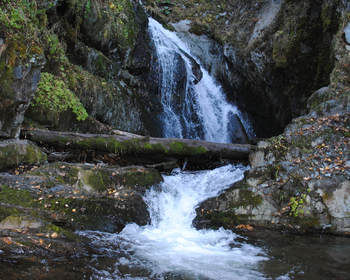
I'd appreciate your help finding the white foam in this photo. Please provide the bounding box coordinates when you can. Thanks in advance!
[79,165,268,279]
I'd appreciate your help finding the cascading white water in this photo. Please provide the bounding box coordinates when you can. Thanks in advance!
[79,165,268,279]
[77,17,266,280]
[149,18,253,143]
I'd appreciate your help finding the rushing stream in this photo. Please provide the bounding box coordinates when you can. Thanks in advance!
[79,165,268,279]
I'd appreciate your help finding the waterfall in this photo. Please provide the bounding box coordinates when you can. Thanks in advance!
[79,165,267,279]
[76,18,267,279]
[148,18,253,143]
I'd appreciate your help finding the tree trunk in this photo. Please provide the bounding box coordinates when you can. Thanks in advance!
[21,129,256,164]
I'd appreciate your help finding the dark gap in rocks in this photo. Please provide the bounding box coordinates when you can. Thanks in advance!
[56,0,70,17]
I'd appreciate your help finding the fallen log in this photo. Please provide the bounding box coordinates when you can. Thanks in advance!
[20,129,256,161]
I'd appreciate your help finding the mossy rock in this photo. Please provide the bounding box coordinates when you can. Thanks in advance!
[26,162,163,195]
[110,166,164,190]
[0,140,47,171]
[198,210,239,230]
[77,168,110,193]
[0,214,48,230]
[41,194,149,232]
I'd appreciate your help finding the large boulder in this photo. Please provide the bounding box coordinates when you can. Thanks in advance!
[0,162,163,232]
[0,140,47,171]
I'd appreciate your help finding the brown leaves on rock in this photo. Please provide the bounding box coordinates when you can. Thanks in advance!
[287,113,350,181]
[236,224,253,231]
[1,237,13,245]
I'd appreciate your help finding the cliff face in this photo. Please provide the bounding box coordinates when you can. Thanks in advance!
[142,0,350,233]
[1,0,345,140]
[144,0,345,137]
[0,0,163,138]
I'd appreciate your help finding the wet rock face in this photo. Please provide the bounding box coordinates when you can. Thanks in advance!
[158,0,342,138]
[0,0,163,138]
[193,6,350,233]
[227,113,250,144]
[0,30,46,139]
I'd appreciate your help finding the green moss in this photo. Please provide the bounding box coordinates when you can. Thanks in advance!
[144,143,167,153]
[291,217,320,229]
[0,59,15,99]
[55,176,65,184]
[199,210,255,230]
[229,189,263,209]
[35,9,48,29]
[73,137,164,156]
[169,141,207,156]
[68,167,79,179]
[122,168,163,187]
[23,143,48,165]
[0,141,47,171]
[32,72,88,122]
[322,191,333,200]
[0,206,23,221]
[0,0,45,95]
[0,186,37,208]
[40,179,56,189]
[43,196,126,231]
[143,142,154,150]
[16,240,33,247]
[86,170,107,192]
[189,22,210,36]
[202,210,239,230]
[46,224,79,240]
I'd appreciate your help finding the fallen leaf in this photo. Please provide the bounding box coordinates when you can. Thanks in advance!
[1,237,13,244]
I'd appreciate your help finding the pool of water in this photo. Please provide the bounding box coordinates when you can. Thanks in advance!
[2,230,348,280]
[238,231,350,280]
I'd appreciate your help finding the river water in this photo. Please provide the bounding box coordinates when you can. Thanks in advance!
[75,165,350,280]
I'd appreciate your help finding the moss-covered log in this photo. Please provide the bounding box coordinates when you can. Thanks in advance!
[21,129,255,161]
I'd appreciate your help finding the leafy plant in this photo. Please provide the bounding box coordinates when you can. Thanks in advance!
[33,72,88,121]
[161,6,172,15]
[289,194,307,217]
[84,0,91,18]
